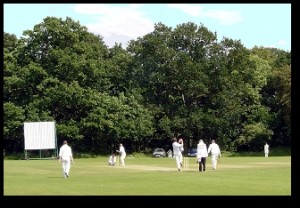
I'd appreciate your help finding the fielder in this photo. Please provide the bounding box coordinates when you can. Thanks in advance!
[207,139,221,170]
[59,140,74,178]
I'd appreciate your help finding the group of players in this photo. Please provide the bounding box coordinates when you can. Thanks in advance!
[172,136,221,172]
[58,137,221,179]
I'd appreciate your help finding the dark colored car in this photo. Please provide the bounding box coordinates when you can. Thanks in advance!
[152,148,166,157]
[187,148,197,157]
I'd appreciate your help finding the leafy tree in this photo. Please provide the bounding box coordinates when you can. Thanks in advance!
[251,47,291,146]
[4,17,155,154]
[235,122,273,151]
[3,102,25,153]
[3,32,18,52]
[128,22,273,150]
[3,18,290,154]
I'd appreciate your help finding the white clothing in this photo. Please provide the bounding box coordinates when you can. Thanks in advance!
[108,155,116,166]
[264,144,269,157]
[59,144,73,177]
[172,142,183,156]
[179,146,184,163]
[118,145,126,166]
[207,142,221,170]
[59,144,73,161]
[167,150,173,158]
[178,152,183,163]
[196,141,208,160]
[210,154,219,170]
[178,139,184,164]
[172,141,183,170]
[207,143,221,155]
[179,146,184,152]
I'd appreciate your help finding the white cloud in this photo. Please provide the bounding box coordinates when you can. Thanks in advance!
[278,40,286,45]
[167,4,243,25]
[71,4,244,48]
[205,10,243,25]
[166,4,203,16]
[72,4,154,48]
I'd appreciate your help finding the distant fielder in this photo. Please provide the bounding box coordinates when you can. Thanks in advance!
[264,142,269,157]
[59,140,74,178]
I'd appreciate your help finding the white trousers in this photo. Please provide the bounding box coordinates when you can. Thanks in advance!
[61,160,71,176]
[178,152,183,163]
[120,153,126,166]
[174,155,181,169]
[211,154,218,170]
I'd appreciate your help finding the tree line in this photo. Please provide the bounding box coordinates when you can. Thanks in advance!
[3,17,291,155]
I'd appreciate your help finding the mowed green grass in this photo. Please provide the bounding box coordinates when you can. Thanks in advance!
[4,156,291,195]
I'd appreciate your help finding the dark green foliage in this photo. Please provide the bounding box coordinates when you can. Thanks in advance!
[3,18,290,155]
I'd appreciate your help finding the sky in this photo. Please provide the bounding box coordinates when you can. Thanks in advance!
[4,3,291,51]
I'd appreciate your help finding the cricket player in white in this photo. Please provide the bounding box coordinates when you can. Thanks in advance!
[116,143,126,166]
[59,140,74,178]
[196,139,208,172]
[178,137,184,167]
[264,142,269,157]
[108,153,117,166]
[207,139,221,170]
[172,137,183,171]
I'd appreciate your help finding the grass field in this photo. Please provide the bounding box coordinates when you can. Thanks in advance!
[4,156,291,195]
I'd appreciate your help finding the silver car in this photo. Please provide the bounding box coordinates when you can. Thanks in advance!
[152,148,166,157]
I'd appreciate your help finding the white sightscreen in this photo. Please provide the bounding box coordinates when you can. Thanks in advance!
[24,121,56,150]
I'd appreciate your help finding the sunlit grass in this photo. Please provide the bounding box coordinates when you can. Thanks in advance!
[4,156,291,195]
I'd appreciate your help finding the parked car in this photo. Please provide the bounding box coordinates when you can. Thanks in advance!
[187,148,197,157]
[152,148,166,157]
